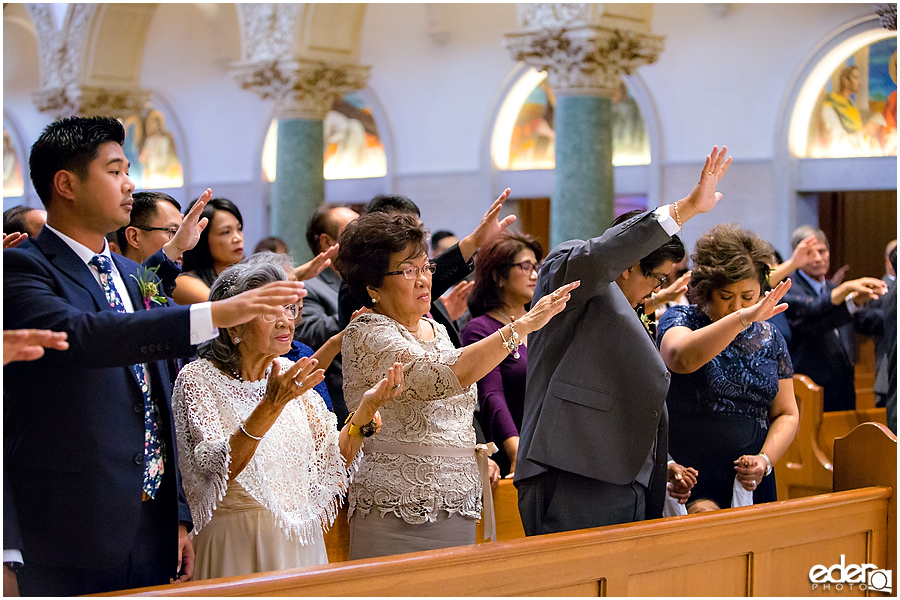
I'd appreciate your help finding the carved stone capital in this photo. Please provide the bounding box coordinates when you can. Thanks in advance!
[232,59,370,120]
[506,25,664,96]
[33,86,150,119]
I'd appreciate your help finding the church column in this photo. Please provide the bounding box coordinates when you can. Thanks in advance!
[506,5,663,247]
[233,59,369,262]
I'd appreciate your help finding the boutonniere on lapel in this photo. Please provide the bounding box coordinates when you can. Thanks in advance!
[131,265,166,309]
[640,312,654,333]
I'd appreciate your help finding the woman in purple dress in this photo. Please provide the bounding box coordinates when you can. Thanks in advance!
[460,233,543,476]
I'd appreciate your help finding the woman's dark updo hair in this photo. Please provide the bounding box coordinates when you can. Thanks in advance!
[334,212,427,306]
[688,223,774,312]
[468,232,543,317]
[181,197,244,287]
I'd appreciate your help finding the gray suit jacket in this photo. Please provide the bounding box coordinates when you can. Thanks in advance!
[515,210,673,501]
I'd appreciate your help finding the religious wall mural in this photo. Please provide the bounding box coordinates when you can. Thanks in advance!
[263,91,387,182]
[807,37,897,158]
[508,75,651,170]
[121,106,184,189]
[3,128,24,198]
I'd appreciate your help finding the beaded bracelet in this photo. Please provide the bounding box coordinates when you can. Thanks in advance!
[672,202,684,234]
[507,321,521,359]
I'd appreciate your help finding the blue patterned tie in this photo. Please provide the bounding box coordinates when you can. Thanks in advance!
[89,255,164,498]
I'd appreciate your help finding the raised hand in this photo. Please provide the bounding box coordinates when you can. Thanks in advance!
[741,278,792,323]
[3,329,69,365]
[3,232,28,249]
[263,356,325,410]
[362,362,404,412]
[294,244,339,281]
[211,281,307,328]
[164,188,211,263]
[441,280,474,322]
[836,276,887,306]
[684,145,733,215]
[788,234,818,272]
[655,270,691,306]
[459,189,517,260]
[520,280,581,334]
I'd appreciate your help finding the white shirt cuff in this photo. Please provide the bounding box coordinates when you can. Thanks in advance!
[654,204,681,236]
[3,549,23,565]
[189,302,218,345]
[844,295,860,314]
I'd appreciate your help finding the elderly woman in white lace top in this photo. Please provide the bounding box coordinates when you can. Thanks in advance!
[173,262,402,579]
[335,206,579,559]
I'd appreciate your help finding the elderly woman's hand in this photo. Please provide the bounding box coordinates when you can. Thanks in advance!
[740,278,792,324]
[261,357,325,412]
[359,362,404,418]
[518,280,581,335]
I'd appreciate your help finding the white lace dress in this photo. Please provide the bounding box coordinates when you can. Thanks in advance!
[342,313,480,551]
[172,358,351,579]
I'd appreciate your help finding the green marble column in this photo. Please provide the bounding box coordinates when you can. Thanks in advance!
[551,94,614,248]
[271,117,324,263]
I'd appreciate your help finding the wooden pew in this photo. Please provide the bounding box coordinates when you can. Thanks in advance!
[775,374,886,500]
[103,423,896,597]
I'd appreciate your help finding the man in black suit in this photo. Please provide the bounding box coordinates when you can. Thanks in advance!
[3,116,305,596]
[782,226,886,412]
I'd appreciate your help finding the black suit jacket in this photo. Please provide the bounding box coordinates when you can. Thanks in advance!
[3,229,193,570]
[783,272,856,411]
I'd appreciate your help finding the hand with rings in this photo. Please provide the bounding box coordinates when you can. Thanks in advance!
[262,356,325,411]
[734,453,767,491]
[361,362,405,415]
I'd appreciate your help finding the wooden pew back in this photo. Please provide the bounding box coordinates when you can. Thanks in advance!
[106,423,897,597]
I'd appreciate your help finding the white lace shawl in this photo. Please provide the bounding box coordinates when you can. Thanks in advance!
[341,313,480,524]
[172,358,352,544]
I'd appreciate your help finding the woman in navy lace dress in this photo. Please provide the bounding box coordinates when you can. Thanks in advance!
[657,224,799,509]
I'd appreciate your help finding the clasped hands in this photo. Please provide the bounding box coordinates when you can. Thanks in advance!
[667,462,698,504]
[734,454,767,491]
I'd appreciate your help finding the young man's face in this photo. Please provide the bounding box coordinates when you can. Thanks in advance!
[71,141,135,236]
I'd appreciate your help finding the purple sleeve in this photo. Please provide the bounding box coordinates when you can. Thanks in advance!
[460,317,519,443]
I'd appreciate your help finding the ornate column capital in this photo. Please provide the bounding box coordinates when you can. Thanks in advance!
[505,25,664,96]
[33,86,149,119]
[231,58,370,120]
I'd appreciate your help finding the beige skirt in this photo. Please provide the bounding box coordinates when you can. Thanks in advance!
[348,509,476,560]
[192,480,328,580]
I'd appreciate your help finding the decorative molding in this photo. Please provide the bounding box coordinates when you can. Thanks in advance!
[235,3,299,61]
[875,3,897,31]
[505,26,664,96]
[519,3,590,29]
[33,86,150,119]
[232,59,370,120]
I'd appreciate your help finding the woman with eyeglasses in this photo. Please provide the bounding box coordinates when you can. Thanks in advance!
[459,233,543,477]
[656,224,799,510]
[172,261,403,579]
[335,212,578,559]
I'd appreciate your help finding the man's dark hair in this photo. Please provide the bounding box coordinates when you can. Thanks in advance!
[890,245,897,273]
[431,230,457,253]
[3,205,36,235]
[114,191,181,251]
[306,203,340,255]
[181,197,244,287]
[363,194,421,217]
[610,209,685,276]
[254,236,289,255]
[29,116,125,207]
[334,212,427,307]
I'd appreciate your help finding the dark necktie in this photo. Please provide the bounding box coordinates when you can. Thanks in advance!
[89,255,164,498]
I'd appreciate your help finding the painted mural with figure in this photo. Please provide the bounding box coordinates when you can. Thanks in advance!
[121,106,184,189]
[262,91,387,182]
[3,129,24,198]
[507,74,651,170]
[808,37,897,158]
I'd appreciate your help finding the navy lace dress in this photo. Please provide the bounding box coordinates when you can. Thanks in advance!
[657,305,793,509]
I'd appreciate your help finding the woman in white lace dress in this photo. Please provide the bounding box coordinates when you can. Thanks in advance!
[173,262,403,579]
[334,209,579,559]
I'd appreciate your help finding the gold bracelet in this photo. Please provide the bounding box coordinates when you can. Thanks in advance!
[672,202,684,234]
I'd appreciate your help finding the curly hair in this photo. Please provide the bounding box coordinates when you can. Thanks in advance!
[468,232,543,317]
[688,224,774,312]
[334,212,427,306]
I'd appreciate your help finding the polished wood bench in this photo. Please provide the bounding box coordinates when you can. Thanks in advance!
[102,422,896,597]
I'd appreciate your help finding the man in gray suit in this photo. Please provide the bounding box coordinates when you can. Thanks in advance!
[295,203,359,425]
[515,146,732,535]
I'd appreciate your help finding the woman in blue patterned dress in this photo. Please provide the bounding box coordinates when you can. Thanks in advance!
[657,224,799,509]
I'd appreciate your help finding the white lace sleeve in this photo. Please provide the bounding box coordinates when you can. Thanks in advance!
[342,313,464,410]
[172,360,232,534]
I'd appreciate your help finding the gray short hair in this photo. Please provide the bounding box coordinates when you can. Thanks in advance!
[242,251,295,278]
[790,225,828,250]
[197,262,287,373]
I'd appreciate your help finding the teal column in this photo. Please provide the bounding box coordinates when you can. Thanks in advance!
[551,94,613,248]
[271,117,324,264]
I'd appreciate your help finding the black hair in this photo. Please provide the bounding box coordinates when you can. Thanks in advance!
[610,209,685,276]
[363,194,421,217]
[181,197,244,287]
[306,203,339,255]
[29,116,125,207]
[3,205,37,236]
[431,230,457,253]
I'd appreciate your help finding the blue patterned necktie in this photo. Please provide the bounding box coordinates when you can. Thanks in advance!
[89,254,164,498]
